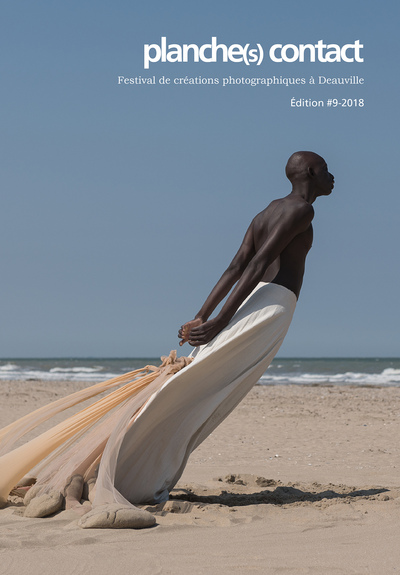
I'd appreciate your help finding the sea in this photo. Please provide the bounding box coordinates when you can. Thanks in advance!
[1,357,400,387]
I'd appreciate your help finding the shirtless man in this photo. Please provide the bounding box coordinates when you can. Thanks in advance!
[13,151,333,526]
[179,151,334,347]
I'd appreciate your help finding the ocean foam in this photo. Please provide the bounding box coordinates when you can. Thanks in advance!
[1,359,400,386]
[260,368,400,386]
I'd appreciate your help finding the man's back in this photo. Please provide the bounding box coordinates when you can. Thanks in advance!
[251,195,314,297]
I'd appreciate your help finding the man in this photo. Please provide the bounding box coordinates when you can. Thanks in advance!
[179,150,334,347]
[1,151,334,526]
[92,150,334,508]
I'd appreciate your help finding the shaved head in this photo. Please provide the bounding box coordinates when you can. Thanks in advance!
[285,151,325,183]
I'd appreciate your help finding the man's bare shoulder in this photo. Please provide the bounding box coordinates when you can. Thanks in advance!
[252,196,314,228]
[285,196,315,220]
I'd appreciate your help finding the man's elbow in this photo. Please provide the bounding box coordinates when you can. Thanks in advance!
[247,259,269,281]
[226,262,245,280]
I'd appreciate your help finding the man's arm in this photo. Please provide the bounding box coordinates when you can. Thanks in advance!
[184,203,313,347]
[178,222,256,345]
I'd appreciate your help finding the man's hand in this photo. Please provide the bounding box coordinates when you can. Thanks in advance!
[183,316,229,347]
[178,318,204,346]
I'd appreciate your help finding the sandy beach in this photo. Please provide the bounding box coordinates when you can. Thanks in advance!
[1,379,400,574]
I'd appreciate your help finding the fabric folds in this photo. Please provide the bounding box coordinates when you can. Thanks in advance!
[0,282,296,509]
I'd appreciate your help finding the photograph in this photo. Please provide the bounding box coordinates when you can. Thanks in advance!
[1,1,399,573]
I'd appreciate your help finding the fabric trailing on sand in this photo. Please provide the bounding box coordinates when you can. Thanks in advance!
[0,282,296,510]
[0,354,191,507]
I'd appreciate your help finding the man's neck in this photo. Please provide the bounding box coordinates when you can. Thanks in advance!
[289,183,318,204]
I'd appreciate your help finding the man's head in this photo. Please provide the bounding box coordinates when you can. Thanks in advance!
[286,151,334,196]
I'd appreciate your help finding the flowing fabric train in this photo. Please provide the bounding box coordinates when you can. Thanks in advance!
[0,282,295,509]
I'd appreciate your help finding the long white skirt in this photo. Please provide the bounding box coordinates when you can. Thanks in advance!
[94,282,296,506]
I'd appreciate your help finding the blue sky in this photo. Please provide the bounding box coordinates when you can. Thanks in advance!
[1,0,399,358]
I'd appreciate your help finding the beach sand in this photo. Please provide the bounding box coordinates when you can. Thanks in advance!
[1,380,400,574]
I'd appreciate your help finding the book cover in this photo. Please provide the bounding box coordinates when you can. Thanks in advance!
[1,2,400,571]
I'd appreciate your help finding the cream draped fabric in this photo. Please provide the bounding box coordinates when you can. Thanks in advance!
[0,282,296,508]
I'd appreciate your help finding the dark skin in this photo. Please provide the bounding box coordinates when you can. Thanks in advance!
[178,151,334,347]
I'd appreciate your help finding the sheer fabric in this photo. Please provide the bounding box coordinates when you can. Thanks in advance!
[0,356,190,506]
